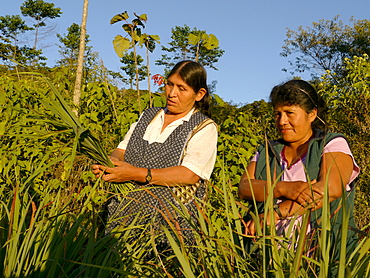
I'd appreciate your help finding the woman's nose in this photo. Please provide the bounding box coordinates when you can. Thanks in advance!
[278,113,288,125]
[168,86,177,97]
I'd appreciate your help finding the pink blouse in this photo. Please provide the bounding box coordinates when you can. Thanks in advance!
[251,137,360,190]
[251,137,360,237]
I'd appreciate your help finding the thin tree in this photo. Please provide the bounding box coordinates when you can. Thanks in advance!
[73,0,88,115]
[20,0,62,64]
[119,51,147,89]
[155,25,224,73]
[188,32,220,63]
[139,34,160,107]
[0,15,33,73]
[111,11,147,114]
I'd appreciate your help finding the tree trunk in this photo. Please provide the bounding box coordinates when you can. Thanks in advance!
[134,43,141,114]
[73,0,89,116]
[146,42,152,108]
[12,37,20,80]
[33,19,40,50]
[195,40,201,63]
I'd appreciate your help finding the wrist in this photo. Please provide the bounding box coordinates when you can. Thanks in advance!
[145,168,152,184]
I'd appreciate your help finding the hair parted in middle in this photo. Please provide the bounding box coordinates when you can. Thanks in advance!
[167,60,210,116]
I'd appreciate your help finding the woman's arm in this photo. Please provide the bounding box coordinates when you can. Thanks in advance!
[307,151,353,207]
[93,162,200,185]
[242,150,355,236]
[92,148,200,185]
[110,148,125,162]
[238,161,269,200]
[252,151,353,218]
[279,151,354,217]
[238,161,322,205]
[92,122,217,186]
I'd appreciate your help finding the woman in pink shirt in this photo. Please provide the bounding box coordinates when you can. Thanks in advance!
[238,79,359,265]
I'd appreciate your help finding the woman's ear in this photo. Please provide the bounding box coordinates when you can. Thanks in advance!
[195,88,207,101]
[309,108,318,122]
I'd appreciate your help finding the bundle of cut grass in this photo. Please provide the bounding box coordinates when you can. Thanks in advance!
[19,72,113,167]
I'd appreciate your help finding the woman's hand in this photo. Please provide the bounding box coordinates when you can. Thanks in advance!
[244,211,279,236]
[276,180,323,207]
[91,163,105,178]
[91,148,129,181]
[91,161,139,183]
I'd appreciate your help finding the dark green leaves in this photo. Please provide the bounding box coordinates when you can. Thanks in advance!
[110,11,129,25]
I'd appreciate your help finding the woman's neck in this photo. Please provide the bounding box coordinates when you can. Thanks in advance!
[161,108,194,132]
[283,139,311,167]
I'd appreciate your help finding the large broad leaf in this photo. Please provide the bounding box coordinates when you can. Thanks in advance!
[204,34,219,50]
[112,35,131,58]
[139,35,157,52]
[131,30,141,43]
[110,11,129,25]
[188,33,201,45]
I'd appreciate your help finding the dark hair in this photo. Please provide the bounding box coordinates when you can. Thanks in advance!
[269,79,327,130]
[167,60,210,116]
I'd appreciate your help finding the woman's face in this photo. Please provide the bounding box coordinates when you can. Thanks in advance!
[165,73,206,116]
[274,104,317,145]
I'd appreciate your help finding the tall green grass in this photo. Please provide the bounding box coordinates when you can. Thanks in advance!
[1,165,369,277]
[0,73,369,277]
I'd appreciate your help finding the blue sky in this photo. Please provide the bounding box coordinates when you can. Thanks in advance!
[1,0,370,105]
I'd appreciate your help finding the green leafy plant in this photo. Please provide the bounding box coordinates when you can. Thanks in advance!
[19,72,113,167]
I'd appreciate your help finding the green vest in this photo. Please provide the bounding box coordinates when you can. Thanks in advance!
[254,129,358,258]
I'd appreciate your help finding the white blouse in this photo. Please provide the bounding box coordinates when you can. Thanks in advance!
[117,108,218,180]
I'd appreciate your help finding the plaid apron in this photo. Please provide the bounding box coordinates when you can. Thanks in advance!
[106,107,210,253]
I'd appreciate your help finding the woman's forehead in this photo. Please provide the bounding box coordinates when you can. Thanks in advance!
[274,103,303,111]
[168,73,187,85]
